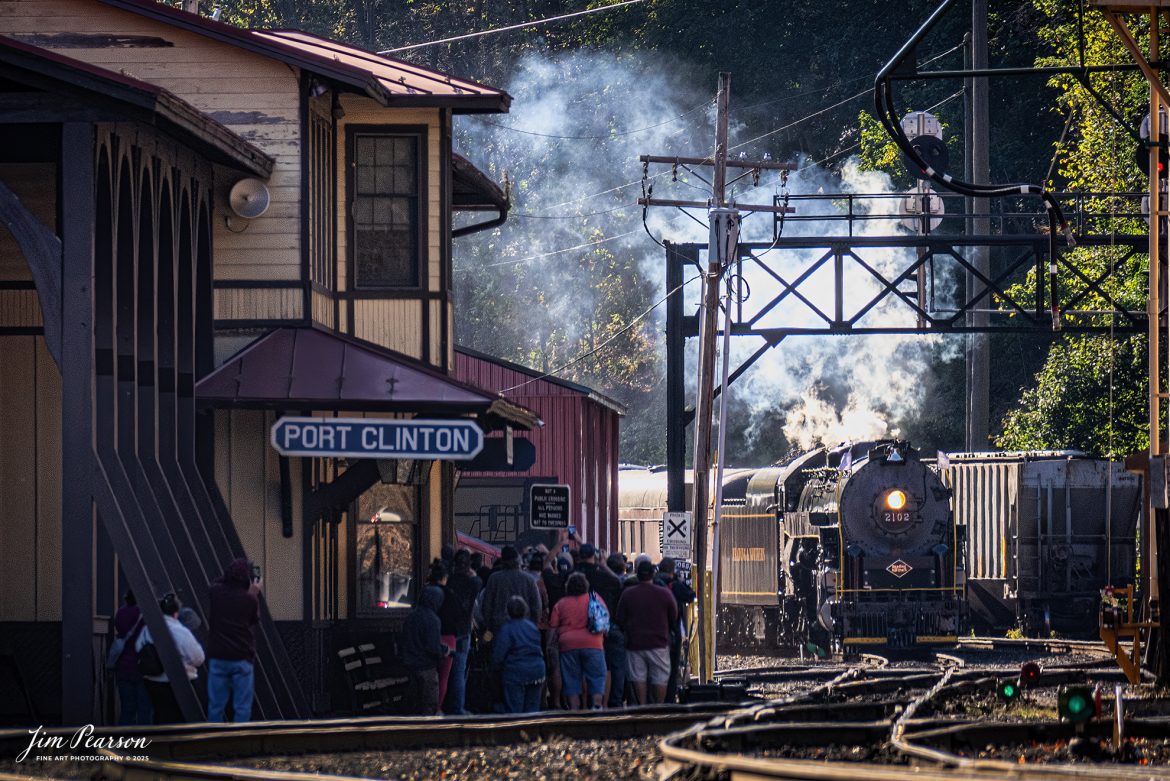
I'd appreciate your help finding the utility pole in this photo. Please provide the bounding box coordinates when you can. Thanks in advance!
[690,72,730,685]
[967,0,991,453]
[639,73,793,684]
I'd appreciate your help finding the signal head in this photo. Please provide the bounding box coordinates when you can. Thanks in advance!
[1020,661,1042,687]
[1058,686,1095,723]
[996,679,1019,702]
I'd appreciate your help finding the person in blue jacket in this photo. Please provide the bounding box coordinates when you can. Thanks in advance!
[491,596,546,713]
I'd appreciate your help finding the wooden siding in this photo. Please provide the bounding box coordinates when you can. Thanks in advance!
[335,97,445,363]
[214,287,302,322]
[352,298,422,356]
[311,288,334,330]
[214,409,302,620]
[0,335,62,621]
[452,351,623,550]
[0,1,303,285]
[0,162,56,282]
[0,288,42,327]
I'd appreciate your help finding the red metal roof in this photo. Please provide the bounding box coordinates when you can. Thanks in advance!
[0,34,272,176]
[197,327,540,429]
[98,0,510,113]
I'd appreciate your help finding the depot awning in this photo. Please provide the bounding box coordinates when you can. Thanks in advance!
[196,326,541,431]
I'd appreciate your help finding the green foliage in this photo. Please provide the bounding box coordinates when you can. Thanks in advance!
[992,0,1150,457]
[997,334,1147,457]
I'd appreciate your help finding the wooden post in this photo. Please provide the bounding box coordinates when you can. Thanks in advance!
[60,122,95,725]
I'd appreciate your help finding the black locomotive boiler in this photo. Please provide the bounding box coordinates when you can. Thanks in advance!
[718,440,966,652]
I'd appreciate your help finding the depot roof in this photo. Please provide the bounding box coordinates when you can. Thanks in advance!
[197,327,541,431]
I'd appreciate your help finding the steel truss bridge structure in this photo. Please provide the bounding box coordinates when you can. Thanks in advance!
[661,190,1152,514]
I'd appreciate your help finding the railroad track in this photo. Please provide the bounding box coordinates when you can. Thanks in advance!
[660,639,1167,781]
[1,637,1157,781]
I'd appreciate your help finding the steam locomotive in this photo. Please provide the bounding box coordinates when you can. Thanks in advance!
[619,440,966,652]
[725,440,965,651]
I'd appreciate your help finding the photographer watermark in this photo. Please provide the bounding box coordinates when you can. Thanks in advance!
[16,725,151,763]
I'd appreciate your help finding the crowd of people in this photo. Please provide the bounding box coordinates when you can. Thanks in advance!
[107,558,262,725]
[105,542,695,722]
[408,542,696,715]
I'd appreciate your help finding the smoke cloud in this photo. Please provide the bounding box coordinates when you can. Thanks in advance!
[454,51,960,461]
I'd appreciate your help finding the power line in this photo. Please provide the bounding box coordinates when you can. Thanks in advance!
[380,0,646,54]
[499,273,700,393]
[472,99,713,140]
[730,89,872,152]
[486,228,642,267]
[511,202,637,219]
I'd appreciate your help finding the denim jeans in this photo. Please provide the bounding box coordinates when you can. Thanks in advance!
[502,675,544,714]
[207,658,254,722]
[445,634,471,714]
[115,677,153,725]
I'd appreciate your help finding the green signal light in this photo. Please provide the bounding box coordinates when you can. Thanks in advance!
[996,679,1019,702]
[1058,686,1095,723]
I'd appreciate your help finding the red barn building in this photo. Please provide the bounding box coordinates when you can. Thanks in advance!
[452,346,624,552]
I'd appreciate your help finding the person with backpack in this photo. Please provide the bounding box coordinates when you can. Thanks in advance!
[549,572,606,710]
[135,593,205,724]
[109,590,152,725]
[574,544,624,706]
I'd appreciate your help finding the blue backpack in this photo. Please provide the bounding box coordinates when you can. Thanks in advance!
[587,591,610,634]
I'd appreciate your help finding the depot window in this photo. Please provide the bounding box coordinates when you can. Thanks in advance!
[354,483,419,614]
[349,129,424,289]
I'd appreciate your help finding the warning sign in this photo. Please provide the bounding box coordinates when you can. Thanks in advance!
[530,484,571,529]
[661,511,693,559]
[886,559,913,578]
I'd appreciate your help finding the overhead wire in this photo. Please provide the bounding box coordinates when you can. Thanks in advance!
[471,99,714,140]
[498,273,701,393]
[380,0,646,53]
[485,228,643,267]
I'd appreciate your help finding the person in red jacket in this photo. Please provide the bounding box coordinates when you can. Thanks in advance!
[615,560,677,704]
[207,558,261,722]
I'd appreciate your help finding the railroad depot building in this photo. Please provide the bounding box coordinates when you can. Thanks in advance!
[0,0,543,724]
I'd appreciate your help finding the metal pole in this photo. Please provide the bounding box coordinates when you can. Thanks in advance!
[968,0,991,452]
[692,72,731,684]
[711,277,734,671]
[665,242,687,514]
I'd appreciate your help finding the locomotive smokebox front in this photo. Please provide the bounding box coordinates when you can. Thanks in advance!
[838,445,953,591]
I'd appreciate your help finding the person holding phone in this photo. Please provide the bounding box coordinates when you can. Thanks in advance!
[207,557,261,722]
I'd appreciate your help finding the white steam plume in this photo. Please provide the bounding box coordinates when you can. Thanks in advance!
[454,52,960,459]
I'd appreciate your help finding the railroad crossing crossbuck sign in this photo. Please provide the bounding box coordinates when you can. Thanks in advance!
[661,511,693,559]
[271,417,484,460]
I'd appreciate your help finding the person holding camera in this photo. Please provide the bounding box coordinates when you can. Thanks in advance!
[207,558,262,722]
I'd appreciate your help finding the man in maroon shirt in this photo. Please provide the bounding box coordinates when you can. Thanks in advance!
[615,560,678,704]
[207,558,261,721]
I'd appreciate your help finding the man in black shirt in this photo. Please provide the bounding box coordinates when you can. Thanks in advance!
[440,549,482,715]
[657,557,695,702]
[207,558,260,722]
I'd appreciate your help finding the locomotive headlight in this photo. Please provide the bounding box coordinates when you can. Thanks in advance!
[885,489,907,510]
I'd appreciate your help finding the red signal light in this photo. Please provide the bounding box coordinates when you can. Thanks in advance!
[1020,661,1042,687]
